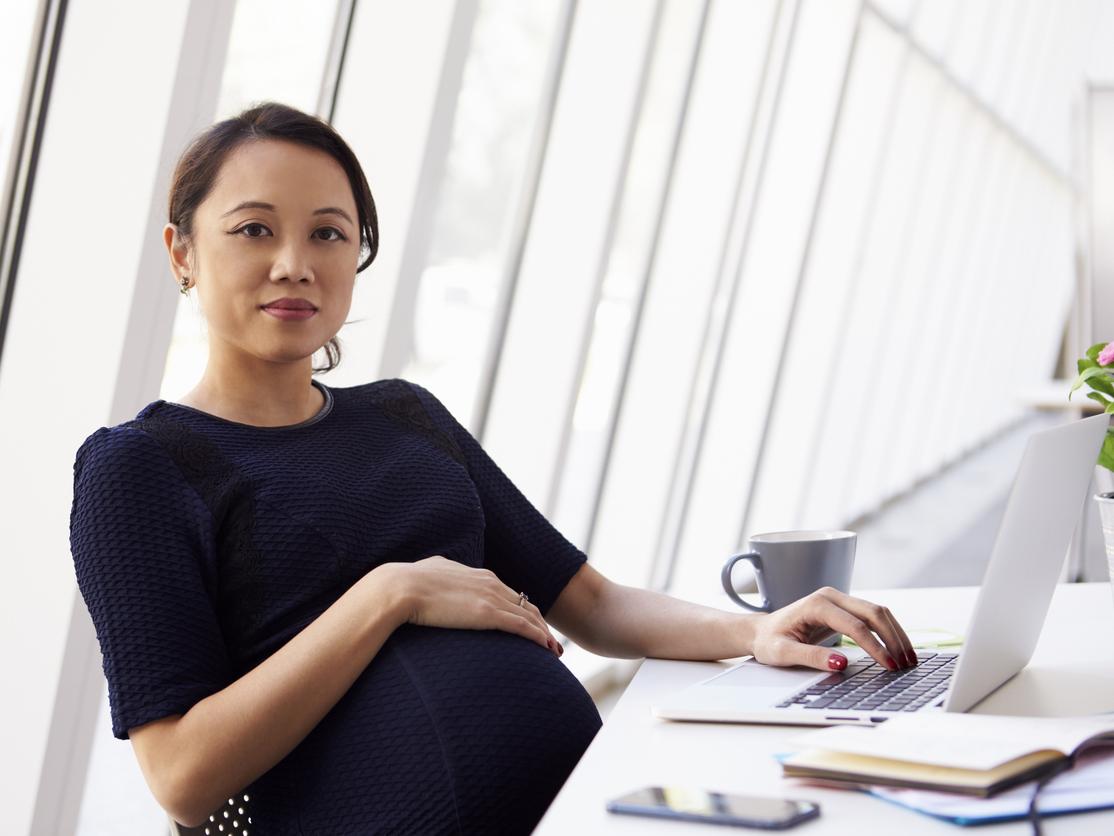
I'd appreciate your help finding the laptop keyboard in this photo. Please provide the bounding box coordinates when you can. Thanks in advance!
[775,650,958,712]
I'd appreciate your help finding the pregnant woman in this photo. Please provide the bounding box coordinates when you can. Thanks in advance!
[68,102,915,835]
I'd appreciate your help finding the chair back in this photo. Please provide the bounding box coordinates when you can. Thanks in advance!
[168,793,253,835]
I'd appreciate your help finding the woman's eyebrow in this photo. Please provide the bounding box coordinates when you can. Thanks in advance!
[221,200,275,217]
[220,201,354,226]
[313,206,355,225]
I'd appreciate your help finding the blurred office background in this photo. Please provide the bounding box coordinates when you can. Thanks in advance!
[3,0,1114,832]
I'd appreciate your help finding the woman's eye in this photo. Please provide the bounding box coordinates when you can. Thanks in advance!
[236,223,271,238]
[316,227,346,242]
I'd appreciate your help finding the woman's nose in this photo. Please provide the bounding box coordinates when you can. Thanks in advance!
[270,243,316,282]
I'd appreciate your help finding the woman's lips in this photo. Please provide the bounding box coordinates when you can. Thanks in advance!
[262,305,317,321]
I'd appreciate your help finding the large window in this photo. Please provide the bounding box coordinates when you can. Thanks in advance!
[399,0,565,428]
[153,0,1100,607]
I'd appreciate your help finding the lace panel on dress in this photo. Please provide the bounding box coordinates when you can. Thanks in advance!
[367,379,467,468]
[130,415,266,659]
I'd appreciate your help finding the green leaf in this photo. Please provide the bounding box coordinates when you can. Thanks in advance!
[1099,431,1114,472]
[1106,402,1114,414]
[1080,358,1114,395]
[1088,391,1113,407]
[1069,365,1114,397]
[1087,372,1114,399]
[1086,342,1110,362]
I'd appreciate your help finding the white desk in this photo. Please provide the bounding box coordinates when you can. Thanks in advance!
[536,583,1114,834]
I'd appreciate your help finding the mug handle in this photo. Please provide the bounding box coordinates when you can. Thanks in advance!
[721,552,770,612]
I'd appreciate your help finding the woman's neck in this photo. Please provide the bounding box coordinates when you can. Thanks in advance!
[178,357,324,427]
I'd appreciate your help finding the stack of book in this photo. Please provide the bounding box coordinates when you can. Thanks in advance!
[780,713,1114,825]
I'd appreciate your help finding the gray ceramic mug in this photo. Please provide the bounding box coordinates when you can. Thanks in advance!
[721,530,857,647]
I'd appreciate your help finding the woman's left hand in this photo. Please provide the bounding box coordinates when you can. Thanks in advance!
[748,586,916,672]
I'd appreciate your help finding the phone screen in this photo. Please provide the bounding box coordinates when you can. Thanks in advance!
[607,786,819,829]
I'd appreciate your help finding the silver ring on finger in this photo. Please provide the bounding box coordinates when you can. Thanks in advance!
[517,591,529,607]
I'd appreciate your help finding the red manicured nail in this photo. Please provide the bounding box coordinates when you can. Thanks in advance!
[885,654,897,671]
[827,653,847,671]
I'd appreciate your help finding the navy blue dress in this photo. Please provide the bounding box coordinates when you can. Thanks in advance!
[69,377,602,834]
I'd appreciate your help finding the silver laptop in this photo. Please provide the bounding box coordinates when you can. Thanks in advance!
[652,412,1110,727]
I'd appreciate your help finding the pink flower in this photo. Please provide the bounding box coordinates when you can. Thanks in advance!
[1100,342,1114,367]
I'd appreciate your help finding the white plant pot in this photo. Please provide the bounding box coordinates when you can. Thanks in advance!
[1094,465,1114,605]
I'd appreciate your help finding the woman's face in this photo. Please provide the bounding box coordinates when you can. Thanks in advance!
[168,138,361,368]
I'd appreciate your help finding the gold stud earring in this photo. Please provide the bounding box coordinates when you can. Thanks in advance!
[179,275,190,296]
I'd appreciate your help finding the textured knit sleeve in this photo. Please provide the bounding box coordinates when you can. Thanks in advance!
[69,424,233,740]
[405,381,588,616]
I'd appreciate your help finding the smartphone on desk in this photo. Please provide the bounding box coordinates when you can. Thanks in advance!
[607,786,819,829]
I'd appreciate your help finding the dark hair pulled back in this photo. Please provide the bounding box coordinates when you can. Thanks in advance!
[167,101,379,374]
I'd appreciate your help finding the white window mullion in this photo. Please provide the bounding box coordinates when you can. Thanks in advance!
[482,0,660,515]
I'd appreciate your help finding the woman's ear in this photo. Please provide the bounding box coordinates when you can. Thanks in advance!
[163,223,192,284]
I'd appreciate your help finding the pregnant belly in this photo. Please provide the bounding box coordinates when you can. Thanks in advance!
[391,624,604,829]
[256,624,603,835]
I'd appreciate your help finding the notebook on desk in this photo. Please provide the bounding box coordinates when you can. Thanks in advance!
[651,412,1110,727]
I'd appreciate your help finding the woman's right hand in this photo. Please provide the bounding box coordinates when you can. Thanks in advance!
[378,556,563,657]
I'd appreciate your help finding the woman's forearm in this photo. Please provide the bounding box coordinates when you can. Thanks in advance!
[168,564,409,826]
[583,582,759,661]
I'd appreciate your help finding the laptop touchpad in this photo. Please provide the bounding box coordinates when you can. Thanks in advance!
[706,660,822,688]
